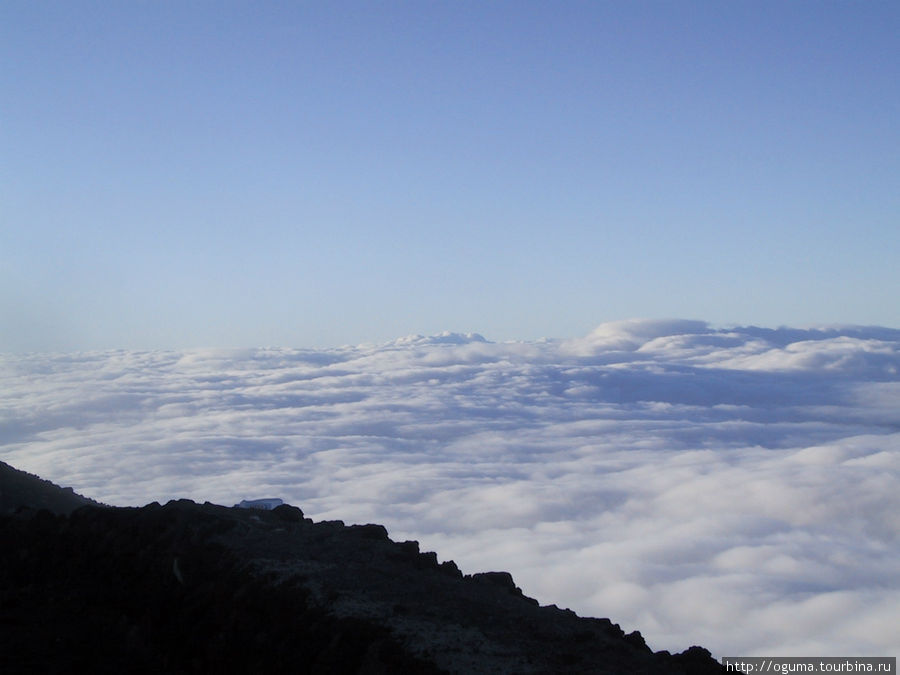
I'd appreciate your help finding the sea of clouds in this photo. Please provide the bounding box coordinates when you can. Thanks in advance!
[2,319,898,658]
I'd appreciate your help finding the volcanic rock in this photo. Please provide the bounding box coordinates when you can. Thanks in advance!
[0,461,723,673]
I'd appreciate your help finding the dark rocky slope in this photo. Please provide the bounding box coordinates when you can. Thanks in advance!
[0,461,723,674]
[1,460,104,515]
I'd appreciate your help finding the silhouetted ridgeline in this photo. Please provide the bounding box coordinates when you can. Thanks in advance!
[0,460,104,515]
[0,461,724,673]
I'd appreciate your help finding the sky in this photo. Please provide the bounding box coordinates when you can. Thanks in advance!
[2,0,899,661]
[2,320,899,657]
[2,2,898,352]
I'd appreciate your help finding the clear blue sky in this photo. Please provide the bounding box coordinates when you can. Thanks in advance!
[2,1,898,351]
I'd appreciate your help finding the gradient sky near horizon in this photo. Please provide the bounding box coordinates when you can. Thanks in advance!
[2,1,898,351]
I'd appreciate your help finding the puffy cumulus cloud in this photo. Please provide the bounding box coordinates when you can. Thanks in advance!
[564,318,712,355]
[1,320,899,657]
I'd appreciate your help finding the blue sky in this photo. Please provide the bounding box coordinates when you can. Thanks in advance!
[2,1,898,351]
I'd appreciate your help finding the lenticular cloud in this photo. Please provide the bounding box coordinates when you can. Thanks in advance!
[2,321,898,658]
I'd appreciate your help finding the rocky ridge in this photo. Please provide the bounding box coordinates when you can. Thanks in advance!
[0,460,104,515]
[0,461,724,673]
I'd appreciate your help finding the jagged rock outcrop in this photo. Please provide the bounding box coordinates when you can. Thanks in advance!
[0,462,723,674]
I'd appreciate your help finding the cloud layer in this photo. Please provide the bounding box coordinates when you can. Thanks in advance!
[2,320,898,657]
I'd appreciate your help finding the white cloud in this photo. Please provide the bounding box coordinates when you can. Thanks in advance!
[1,320,898,658]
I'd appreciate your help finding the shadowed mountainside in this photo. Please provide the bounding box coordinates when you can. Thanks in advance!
[0,460,105,515]
[0,461,724,673]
